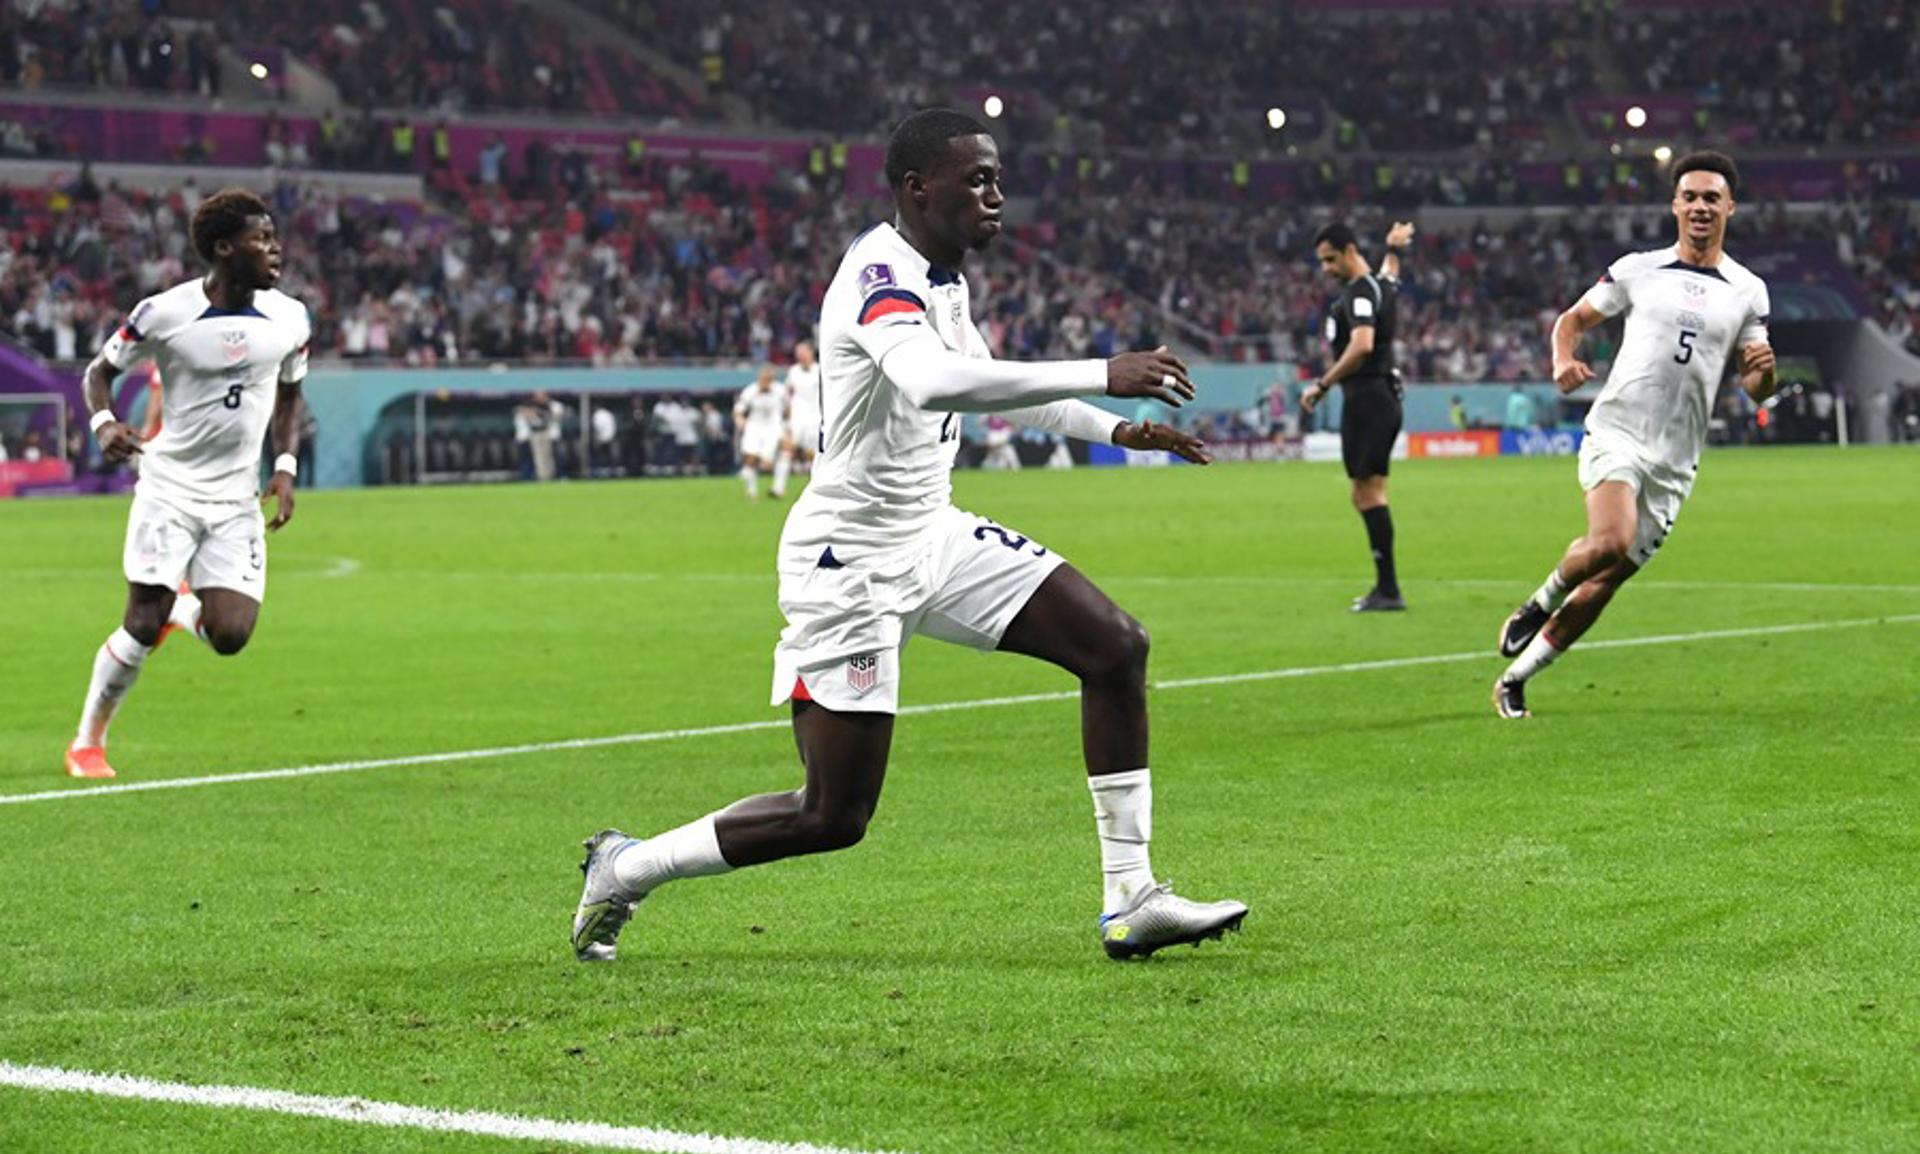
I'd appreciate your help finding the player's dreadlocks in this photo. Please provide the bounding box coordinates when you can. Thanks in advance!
[190,188,272,264]
[885,109,992,190]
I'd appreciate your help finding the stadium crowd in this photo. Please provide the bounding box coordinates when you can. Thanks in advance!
[1620,0,1920,147]
[7,151,1917,382]
[10,1,1917,158]
[2,0,697,118]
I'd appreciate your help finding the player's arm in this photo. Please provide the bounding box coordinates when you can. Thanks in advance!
[1550,299,1609,393]
[85,298,166,462]
[82,353,144,462]
[265,329,310,531]
[1002,399,1211,464]
[1737,292,1777,402]
[879,329,1193,412]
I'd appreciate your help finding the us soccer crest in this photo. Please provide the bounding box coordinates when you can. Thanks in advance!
[221,330,249,363]
[1683,279,1707,300]
[846,653,880,695]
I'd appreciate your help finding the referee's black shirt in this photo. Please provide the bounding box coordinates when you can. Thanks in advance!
[1326,272,1399,389]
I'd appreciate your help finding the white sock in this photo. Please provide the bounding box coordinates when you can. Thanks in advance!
[739,465,757,498]
[611,814,734,896]
[1502,630,1563,685]
[170,591,208,644]
[76,628,152,747]
[1529,567,1571,613]
[1089,768,1155,915]
[771,452,791,497]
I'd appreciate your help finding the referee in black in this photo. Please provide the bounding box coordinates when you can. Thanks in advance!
[1302,221,1412,612]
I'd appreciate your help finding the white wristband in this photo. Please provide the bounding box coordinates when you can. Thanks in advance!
[273,453,299,478]
[90,409,117,434]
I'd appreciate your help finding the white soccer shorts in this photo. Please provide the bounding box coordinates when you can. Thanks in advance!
[740,426,781,462]
[787,419,821,455]
[769,505,1066,713]
[1577,429,1694,569]
[122,490,268,601]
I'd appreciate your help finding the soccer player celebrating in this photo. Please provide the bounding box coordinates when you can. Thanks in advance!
[65,188,311,779]
[574,109,1247,962]
[733,365,787,501]
[770,340,820,499]
[1493,151,1775,718]
[1301,221,1409,612]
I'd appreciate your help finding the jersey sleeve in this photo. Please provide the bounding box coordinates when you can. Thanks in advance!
[1582,256,1635,317]
[278,310,312,384]
[99,295,164,370]
[1738,281,1772,347]
[846,258,934,366]
[1348,282,1379,329]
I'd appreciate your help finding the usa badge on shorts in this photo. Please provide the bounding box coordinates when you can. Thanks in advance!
[847,653,880,695]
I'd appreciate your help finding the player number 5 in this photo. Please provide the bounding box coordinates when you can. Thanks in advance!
[1674,329,1697,365]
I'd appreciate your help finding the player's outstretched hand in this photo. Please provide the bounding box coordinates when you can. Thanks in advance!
[1553,359,1597,394]
[1740,341,1775,376]
[1386,221,1416,248]
[264,470,296,532]
[96,421,144,463]
[1108,346,1195,407]
[1114,419,1211,465]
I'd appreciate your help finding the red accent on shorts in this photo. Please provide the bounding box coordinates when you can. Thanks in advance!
[792,676,812,702]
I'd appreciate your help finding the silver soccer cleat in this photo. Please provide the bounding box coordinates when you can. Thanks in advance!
[572,828,643,962]
[1099,881,1248,960]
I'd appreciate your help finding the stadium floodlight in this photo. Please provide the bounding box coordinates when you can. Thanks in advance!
[983,95,1004,119]
[250,62,270,80]
[1653,144,1673,163]
[1266,107,1287,130]
[1625,105,1648,129]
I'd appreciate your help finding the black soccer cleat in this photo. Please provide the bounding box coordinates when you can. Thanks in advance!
[1492,677,1531,719]
[1350,588,1406,613]
[1498,599,1552,657]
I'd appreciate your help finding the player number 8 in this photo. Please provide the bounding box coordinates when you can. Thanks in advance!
[223,383,244,410]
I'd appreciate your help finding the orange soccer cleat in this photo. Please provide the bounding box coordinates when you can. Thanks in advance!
[64,743,117,779]
[156,580,195,648]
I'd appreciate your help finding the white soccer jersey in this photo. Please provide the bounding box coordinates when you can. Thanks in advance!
[101,278,311,505]
[735,382,787,433]
[779,222,986,556]
[786,362,821,437]
[1581,245,1770,471]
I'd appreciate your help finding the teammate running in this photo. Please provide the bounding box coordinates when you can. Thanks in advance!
[734,365,787,501]
[771,340,820,499]
[573,109,1247,962]
[66,187,312,778]
[1493,151,1775,717]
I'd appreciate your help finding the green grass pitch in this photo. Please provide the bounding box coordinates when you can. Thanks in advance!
[2,446,1917,1153]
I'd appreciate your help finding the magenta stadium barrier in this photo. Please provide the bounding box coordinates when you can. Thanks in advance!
[0,99,889,191]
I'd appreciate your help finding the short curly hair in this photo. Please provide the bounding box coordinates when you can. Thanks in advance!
[190,187,272,264]
[884,108,991,191]
[1672,150,1739,199]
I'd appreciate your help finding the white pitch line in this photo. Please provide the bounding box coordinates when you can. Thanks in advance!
[4,613,1917,808]
[0,1061,904,1154]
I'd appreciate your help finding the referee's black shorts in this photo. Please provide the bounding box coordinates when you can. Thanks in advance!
[1340,379,1403,479]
